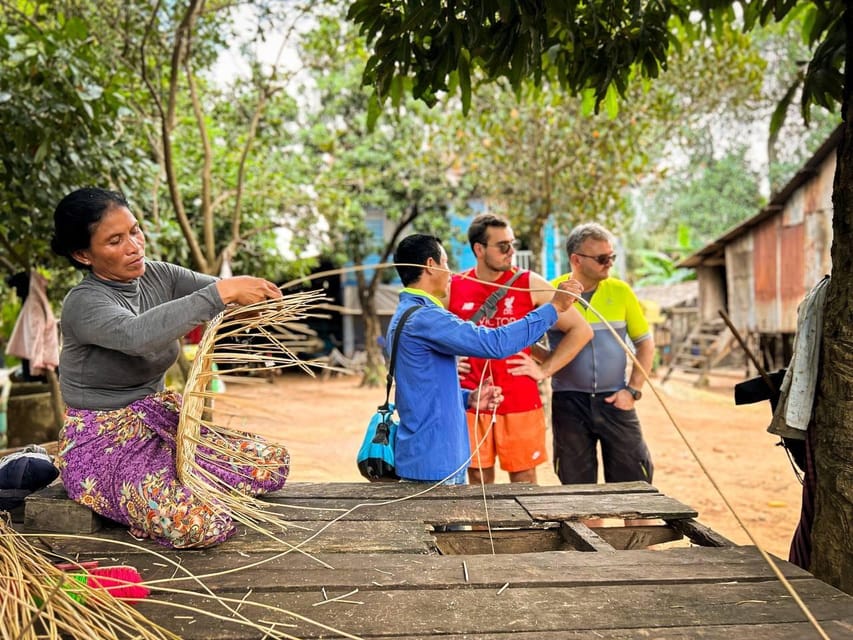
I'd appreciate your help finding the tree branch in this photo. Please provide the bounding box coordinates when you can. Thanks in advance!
[368,202,420,292]
[0,230,26,271]
[0,0,43,33]
[229,12,307,254]
[184,47,215,266]
[161,0,208,272]
[0,254,15,274]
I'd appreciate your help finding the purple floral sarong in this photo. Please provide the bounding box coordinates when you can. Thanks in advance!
[56,391,289,549]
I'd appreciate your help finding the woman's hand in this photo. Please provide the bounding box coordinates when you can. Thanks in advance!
[216,276,282,306]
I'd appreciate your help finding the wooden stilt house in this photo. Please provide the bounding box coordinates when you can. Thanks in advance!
[672,126,841,380]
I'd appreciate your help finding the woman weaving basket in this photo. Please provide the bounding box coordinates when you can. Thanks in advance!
[50,187,290,548]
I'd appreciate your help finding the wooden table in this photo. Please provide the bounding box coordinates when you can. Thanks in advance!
[24,481,853,639]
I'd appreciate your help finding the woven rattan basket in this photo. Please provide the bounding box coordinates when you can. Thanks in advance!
[175,289,328,528]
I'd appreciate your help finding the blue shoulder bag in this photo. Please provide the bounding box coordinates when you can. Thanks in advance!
[356,305,419,482]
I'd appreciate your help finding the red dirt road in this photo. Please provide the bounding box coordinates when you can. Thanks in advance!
[220,368,803,559]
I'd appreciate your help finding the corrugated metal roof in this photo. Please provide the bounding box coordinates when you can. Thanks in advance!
[677,125,843,268]
[634,281,698,310]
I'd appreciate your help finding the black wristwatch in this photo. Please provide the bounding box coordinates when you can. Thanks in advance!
[626,386,642,401]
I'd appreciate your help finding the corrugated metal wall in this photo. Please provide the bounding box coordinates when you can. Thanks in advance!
[752,218,779,332]
[726,235,754,330]
[733,151,836,334]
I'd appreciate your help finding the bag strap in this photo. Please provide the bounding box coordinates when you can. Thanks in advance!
[380,305,420,411]
[468,269,526,325]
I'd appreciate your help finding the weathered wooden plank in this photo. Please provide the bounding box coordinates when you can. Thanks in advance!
[434,525,683,554]
[23,478,848,640]
[669,517,737,547]
[560,521,616,552]
[269,480,659,500]
[33,519,436,556]
[594,524,684,550]
[24,482,103,533]
[434,529,567,555]
[518,493,698,521]
[80,547,810,597]
[373,620,853,639]
[133,578,853,639]
[259,497,533,526]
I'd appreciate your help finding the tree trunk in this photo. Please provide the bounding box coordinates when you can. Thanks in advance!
[45,369,65,432]
[360,304,385,388]
[358,274,385,389]
[525,196,551,276]
[811,8,853,594]
[527,217,545,275]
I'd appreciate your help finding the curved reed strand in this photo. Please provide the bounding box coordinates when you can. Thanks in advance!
[175,288,345,567]
[290,263,829,637]
[570,293,830,640]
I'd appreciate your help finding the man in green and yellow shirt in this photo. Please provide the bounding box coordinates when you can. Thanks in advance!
[512,222,654,485]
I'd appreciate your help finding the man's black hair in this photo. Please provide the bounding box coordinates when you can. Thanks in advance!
[394,234,443,286]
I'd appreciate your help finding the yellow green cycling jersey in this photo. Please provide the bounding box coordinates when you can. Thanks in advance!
[548,274,651,394]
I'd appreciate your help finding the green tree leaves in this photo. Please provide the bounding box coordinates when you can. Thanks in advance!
[349,0,689,114]
[0,6,151,275]
[350,1,845,124]
[298,10,467,384]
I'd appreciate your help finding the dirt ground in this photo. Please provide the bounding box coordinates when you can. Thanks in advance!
[217,367,803,559]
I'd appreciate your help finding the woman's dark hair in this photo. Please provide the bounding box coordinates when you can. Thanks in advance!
[51,188,130,269]
[393,234,443,286]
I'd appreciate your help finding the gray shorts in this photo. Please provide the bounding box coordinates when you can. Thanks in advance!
[551,391,653,484]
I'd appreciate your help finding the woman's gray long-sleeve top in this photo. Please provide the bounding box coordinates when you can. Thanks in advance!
[58,260,225,410]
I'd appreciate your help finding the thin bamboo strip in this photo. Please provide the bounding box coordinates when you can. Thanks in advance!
[168,261,828,640]
[170,263,826,637]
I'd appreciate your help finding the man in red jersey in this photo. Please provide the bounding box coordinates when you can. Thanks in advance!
[447,214,592,484]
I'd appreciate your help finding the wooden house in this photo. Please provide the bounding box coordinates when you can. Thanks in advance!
[674,126,841,375]
[634,281,699,368]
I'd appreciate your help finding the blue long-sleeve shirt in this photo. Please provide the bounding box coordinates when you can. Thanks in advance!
[388,288,558,481]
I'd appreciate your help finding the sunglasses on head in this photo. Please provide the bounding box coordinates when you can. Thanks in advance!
[575,252,616,265]
[485,240,520,254]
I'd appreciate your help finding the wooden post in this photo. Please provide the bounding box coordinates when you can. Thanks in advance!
[718,309,776,393]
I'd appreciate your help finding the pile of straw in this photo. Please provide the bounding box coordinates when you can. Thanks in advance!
[0,518,177,640]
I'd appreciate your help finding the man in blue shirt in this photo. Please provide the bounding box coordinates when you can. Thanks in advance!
[389,234,579,483]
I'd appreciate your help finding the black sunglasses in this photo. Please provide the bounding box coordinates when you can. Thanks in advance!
[485,240,520,254]
[574,252,616,265]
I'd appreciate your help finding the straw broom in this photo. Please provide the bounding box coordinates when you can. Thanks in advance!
[175,288,331,535]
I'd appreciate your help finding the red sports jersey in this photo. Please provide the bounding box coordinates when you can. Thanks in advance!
[448,268,542,414]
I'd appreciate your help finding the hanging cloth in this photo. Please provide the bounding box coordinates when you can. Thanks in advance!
[6,271,60,375]
[767,275,830,437]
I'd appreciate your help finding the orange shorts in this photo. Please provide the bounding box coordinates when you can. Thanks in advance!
[466,408,547,473]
